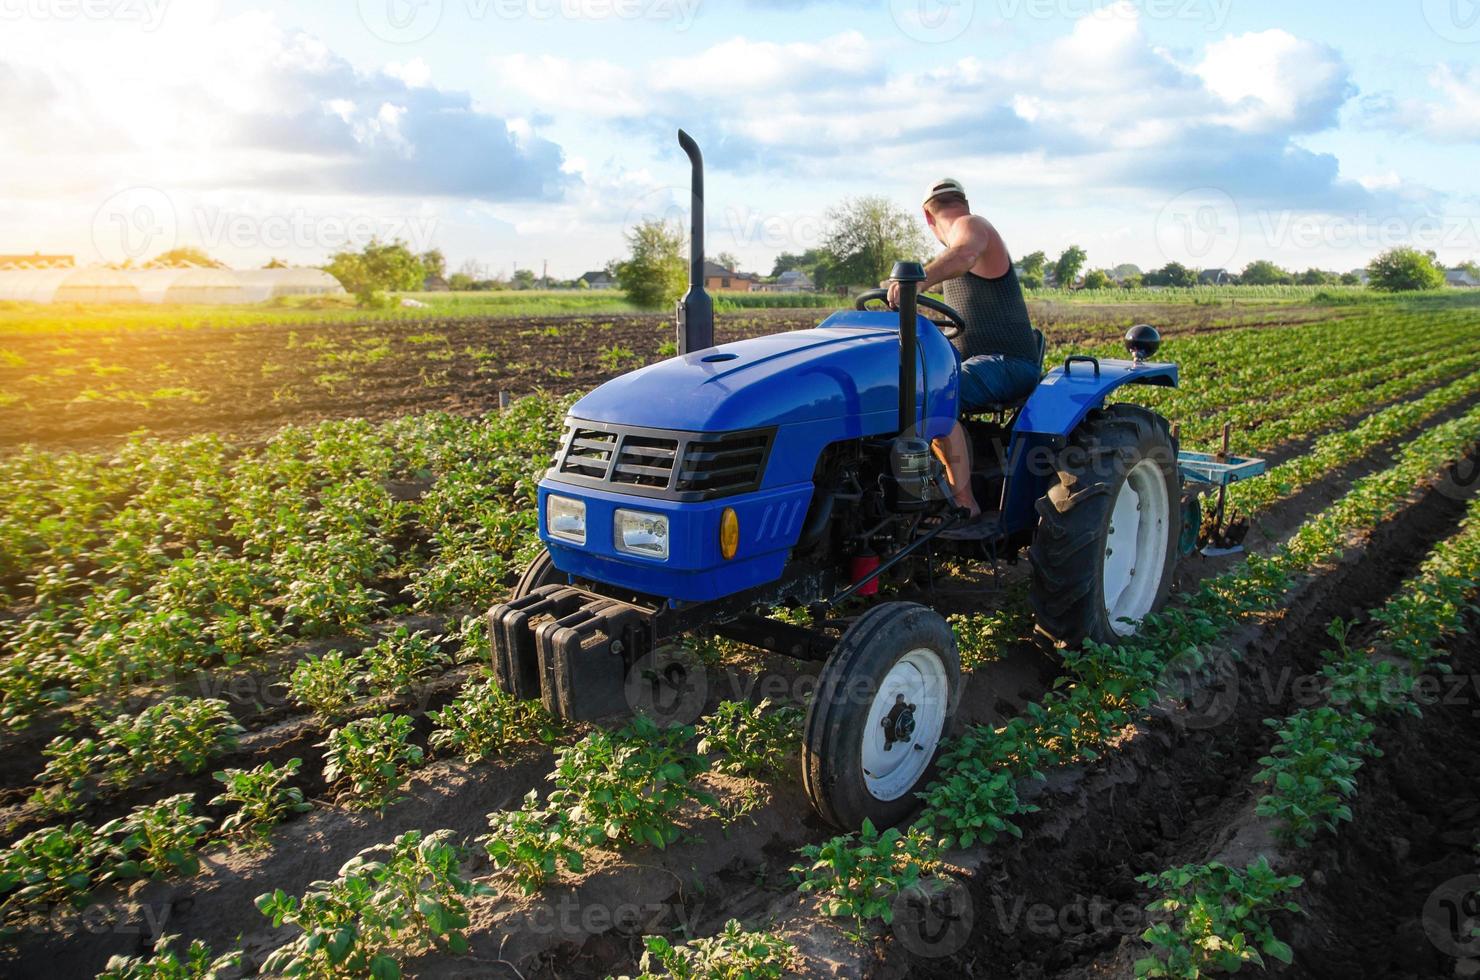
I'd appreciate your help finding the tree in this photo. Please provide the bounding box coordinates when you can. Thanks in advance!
[1240,260,1291,286]
[150,246,223,269]
[821,196,929,288]
[771,248,825,277]
[1112,263,1143,281]
[1339,271,1363,286]
[511,268,537,290]
[448,273,475,291]
[1120,271,1144,289]
[1367,247,1446,292]
[1144,262,1198,288]
[614,219,687,309]
[714,251,741,274]
[1053,246,1087,289]
[1459,260,1480,279]
[324,239,427,307]
[1018,251,1048,289]
[264,258,289,269]
[1081,269,1112,290]
[1296,268,1336,286]
[420,250,447,281]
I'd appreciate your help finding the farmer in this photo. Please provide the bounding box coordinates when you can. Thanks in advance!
[886,178,1040,531]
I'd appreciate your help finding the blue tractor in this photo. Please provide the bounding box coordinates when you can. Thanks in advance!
[489,131,1263,830]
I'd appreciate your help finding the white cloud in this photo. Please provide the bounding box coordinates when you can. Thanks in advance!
[1195,29,1350,132]
[486,6,1363,212]
[1363,64,1480,143]
[0,11,569,202]
[385,57,432,89]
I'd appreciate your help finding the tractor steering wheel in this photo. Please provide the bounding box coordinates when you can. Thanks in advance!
[854,289,965,340]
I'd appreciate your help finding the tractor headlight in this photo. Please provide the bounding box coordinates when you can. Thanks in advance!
[613,509,669,560]
[546,495,587,545]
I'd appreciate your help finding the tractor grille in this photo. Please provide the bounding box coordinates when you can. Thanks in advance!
[552,421,773,500]
[678,433,772,495]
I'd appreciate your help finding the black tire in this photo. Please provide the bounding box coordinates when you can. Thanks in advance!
[802,602,960,830]
[511,547,563,600]
[1029,403,1181,648]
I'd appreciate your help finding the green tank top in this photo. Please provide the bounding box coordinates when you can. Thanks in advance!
[940,265,1038,364]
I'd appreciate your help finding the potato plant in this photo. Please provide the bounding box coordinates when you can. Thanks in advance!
[428,674,556,762]
[289,650,365,719]
[256,829,489,979]
[211,758,313,845]
[1136,858,1302,978]
[98,794,213,880]
[794,819,942,937]
[0,821,112,918]
[620,919,800,980]
[320,714,425,811]
[697,699,803,780]
[547,716,714,851]
[33,698,241,812]
[361,627,449,696]
[97,934,242,980]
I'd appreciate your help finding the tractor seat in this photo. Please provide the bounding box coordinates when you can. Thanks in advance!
[962,328,1045,418]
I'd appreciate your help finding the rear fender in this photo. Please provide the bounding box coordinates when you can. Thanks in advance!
[1000,358,1177,534]
[1015,357,1177,437]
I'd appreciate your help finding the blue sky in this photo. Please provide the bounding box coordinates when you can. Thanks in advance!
[2,0,1477,277]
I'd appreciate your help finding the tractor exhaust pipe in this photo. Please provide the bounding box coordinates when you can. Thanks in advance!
[891,261,926,435]
[676,129,713,354]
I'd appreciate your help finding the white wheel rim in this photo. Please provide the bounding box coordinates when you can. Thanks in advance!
[1102,457,1171,636]
[860,648,949,801]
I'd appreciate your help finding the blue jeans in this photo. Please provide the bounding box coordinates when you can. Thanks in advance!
[958,353,1041,412]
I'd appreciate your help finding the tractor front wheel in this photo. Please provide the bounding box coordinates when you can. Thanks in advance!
[1029,403,1180,647]
[801,602,960,830]
[511,547,564,600]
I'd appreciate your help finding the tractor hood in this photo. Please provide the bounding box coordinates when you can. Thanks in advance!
[569,312,958,433]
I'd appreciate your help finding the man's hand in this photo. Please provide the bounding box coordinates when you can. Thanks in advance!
[885,279,902,309]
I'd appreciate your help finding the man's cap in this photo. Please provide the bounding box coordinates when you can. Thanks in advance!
[922,178,967,209]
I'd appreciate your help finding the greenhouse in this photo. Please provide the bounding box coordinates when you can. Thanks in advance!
[236,268,348,302]
[0,267,347,305]
[0,268,143,304]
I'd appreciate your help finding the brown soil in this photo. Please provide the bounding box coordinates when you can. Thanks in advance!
[0,426,1470,980]
[0,302,1338,453]
[881,456,1479,980]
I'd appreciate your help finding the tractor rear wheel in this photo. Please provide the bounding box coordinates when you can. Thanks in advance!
[802,602,960,830]
[1029,403,1180,647]
[511,547,563,600]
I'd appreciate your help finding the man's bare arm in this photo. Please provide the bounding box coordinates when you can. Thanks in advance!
[922,215,992,291]
[887,214,993,307]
